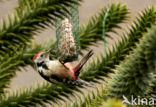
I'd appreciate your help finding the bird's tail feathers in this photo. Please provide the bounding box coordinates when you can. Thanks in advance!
[74,50,94,79]
[79,50,94,68]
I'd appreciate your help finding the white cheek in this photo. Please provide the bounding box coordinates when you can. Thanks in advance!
[36,57,42,62]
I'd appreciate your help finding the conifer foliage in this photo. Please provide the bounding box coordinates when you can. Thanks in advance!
[0,0,156,106]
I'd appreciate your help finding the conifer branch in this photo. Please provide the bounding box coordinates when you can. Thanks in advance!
[0,0,81,97]
[22,3,129,66]
[0,3,129,106]
[80,6,156,81]
[79,3,129,50]
[0,0,81,58]
[106,25,156,99]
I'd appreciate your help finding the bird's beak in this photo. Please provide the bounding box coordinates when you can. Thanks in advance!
[44,48,52,58]
[47,48,52,53]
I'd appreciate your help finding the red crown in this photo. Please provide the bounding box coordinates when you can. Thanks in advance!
[33,52,42,60]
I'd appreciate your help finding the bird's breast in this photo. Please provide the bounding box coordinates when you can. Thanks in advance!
[42,60,74,80]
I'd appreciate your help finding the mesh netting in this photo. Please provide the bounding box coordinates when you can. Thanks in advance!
[55,0,80,62]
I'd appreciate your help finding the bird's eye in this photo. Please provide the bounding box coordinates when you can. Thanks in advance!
[40,54,43,57]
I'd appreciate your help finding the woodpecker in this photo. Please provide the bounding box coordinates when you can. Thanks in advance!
[33,49,93,85]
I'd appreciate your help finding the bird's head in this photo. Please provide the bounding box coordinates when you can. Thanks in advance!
[33,49,52,64]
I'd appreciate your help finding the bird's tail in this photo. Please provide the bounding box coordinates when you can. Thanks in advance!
[74,50,94,79]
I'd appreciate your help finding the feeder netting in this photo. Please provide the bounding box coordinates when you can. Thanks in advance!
[55,0,80,62]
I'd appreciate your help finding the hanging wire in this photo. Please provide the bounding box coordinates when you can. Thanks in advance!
[102,8,110,57]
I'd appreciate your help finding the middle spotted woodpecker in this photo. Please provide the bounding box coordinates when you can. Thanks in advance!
[33,49,93,85]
